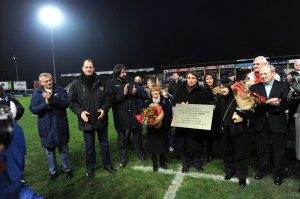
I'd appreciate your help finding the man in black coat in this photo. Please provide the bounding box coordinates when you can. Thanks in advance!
[109,64,147,168]
[173,72,210,173]
[250,65,290,185]
[68,59,116,178]
[168,72,182,106]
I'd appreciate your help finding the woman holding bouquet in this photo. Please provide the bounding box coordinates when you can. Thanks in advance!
[203,73,220,163]
[173,72,210,173]
[214,79,252,187]
[144,85,173,172]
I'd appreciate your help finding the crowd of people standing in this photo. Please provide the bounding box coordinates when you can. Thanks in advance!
[2,56,300,198]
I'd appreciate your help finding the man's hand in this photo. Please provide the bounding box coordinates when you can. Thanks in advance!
[97,109,105,119]
[287,74,292,82]
[132,85,137,95]
[81,111,90,122]
[42,92,52,104]
[265,98,281,106]
[124,84,129,95]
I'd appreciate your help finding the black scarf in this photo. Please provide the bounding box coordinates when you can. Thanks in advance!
[82,73,96,91]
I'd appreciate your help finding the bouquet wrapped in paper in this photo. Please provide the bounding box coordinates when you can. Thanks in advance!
[230,81,266,123]
[135,103,164,126]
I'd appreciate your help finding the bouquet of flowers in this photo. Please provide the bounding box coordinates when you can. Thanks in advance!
[135,103,164,126]
[230,81,266,122]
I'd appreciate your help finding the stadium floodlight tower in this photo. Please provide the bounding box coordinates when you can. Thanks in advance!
[39,6,62,83]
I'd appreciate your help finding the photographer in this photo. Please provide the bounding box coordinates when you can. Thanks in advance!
[0,104,43,199]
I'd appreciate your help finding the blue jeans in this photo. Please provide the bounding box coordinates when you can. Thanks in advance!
[45,144,72,174]
[83,129,112,171]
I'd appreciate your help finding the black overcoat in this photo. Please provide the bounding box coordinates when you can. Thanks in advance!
[173,82,210,153]
[145,95,172,155]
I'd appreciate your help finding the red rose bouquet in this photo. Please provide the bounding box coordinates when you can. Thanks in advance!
[231,81,266,122]
[135,103,164,126]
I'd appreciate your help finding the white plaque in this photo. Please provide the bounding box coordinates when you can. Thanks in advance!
[171,104,214,130]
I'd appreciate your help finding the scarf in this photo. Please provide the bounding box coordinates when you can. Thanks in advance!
[82,73,96,91]
[152,96,161,104]
[254,71,261,83]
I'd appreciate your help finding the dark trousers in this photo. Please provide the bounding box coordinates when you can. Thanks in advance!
[180,150,203,168]
[83,129,112,171]
[205,132,213,156]
[117,128,144,164]
[223,131,248,179]
[255,119,287,177]
[151,153,165,167]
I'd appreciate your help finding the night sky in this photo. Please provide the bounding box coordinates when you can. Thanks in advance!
[1,0,300,87]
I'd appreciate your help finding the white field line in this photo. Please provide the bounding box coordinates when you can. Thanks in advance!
[133,166,251,199]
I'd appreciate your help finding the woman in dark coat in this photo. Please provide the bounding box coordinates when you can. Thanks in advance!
[144,86,173,172]
[214,79,252,187]
[173,72,210,173]
[203,73,220,162]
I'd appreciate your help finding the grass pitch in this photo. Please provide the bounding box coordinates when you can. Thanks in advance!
[17,97,300,199]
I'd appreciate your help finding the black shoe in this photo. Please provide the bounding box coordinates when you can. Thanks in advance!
[254,171,266,180]
[206,155,213,163]
[65,171,73,179]
[140,156,148,164]
[106,165,117,173]
[153,166,158,172]
[298,187,300,192]
[239,179,246,187]
[224,173,235,180]
[182,166,189,173]
[85,169,94,178]
[119,162,126,168]
[49,172,59,181]
[195,165,204,173]
[274,176,283,185]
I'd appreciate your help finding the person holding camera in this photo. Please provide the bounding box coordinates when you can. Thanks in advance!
[109,64,147,168]
[68,59,116,178]
[30,73,73,181]
[214,79,252,187]
[0,104,43,199]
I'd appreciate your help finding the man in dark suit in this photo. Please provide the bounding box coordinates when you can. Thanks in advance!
[250,65,290,185]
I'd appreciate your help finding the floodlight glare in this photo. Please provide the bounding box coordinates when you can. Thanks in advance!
[39,7,62,26]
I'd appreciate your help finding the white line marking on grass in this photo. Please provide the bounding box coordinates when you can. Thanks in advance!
[133,166,251,199]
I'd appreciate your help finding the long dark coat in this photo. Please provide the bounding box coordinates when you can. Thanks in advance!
[214,94,251,160]
[67,74,111,131]
[109,78,139,131]
[173,82,210,153]
[30,85,69,148]
[145,96,173,155]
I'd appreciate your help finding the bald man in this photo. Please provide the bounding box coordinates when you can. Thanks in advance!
[250,65,289,185]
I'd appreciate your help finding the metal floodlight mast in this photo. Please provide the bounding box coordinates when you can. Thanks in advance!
[12,56,18,81]
[39,6,62,83]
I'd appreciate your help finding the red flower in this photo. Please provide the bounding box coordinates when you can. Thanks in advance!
[145,112,149,117]
[149,118,155,123]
